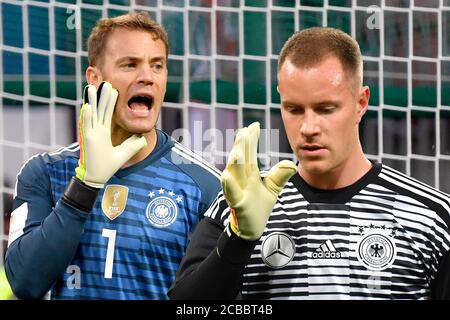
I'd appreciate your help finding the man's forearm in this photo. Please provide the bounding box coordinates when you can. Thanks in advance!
[169,223,257,300]
[5,200,88,299]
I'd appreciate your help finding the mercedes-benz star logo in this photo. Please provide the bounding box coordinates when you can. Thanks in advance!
[261,232,296,269]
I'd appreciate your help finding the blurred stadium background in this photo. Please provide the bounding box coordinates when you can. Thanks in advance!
[1,0,450,269]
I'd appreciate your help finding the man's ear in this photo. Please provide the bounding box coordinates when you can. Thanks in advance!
[356,86,370,124]
[85,66,103,88]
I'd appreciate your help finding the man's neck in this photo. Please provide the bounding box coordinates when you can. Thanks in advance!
[299,149,372,190]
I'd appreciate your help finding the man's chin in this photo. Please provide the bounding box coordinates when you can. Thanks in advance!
[127,126,155,135]
[301,161,330,176]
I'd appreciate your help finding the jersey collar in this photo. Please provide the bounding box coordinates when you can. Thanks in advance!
[290,162,382,204]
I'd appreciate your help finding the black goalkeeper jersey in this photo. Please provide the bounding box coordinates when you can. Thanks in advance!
[169,163,450,300]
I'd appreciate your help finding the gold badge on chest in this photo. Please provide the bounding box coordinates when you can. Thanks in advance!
[101,185,129,220]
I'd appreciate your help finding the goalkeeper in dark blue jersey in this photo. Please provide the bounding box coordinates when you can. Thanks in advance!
[4,12,221,300]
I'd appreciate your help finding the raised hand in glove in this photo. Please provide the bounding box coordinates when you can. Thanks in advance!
[221,122,297,241]
[75,82,147,188]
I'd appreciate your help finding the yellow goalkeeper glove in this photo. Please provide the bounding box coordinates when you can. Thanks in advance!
[221,122,297,241]
[75,82,147,188]
[0,267,13,300]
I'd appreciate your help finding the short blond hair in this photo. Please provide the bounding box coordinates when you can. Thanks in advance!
[87,12,169,68]
[278,27,363,89]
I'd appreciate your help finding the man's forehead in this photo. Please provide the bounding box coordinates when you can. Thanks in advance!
[104,28,164,53]
[280,56,345,75]
[279,57,352,89]
[281,59,299,77]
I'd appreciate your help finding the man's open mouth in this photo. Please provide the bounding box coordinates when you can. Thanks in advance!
[128,95,154,112]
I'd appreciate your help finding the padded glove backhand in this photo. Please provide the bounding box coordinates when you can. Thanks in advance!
[221,122,297,241]
[75,82,147,188]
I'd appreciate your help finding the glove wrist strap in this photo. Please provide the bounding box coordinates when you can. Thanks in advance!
[63,177,100,213]
[229,208,242,237]
[216,224,258,266]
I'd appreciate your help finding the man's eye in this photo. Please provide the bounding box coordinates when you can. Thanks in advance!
[319,107,335,114]
[285,106,302,114]
[152,63,164,73]
[122,63,135,69]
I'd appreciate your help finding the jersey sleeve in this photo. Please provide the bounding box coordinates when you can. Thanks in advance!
[168,191,257,300]
[431,250,450,299]
[5,155,89,299]
[429,212,450,299]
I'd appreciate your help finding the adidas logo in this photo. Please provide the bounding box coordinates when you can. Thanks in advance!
[312,240,342,259]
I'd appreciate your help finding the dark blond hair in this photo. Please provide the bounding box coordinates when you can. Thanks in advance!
[278,27,363,89]
[87,12,169,67]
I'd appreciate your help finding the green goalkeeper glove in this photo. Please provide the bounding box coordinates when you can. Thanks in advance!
[221,122,297,241]
[0,267,13,300]
[75,82,147,188]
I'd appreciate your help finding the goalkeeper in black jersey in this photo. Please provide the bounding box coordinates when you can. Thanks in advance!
[169,27,450,300]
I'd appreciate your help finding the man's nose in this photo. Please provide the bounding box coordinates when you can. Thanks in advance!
[300,111,320,137]
[137,65,154,85]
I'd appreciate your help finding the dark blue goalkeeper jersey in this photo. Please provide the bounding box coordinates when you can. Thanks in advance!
[5,129,221,300]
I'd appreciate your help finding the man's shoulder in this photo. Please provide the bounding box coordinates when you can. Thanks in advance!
[378,163,450,226]
[167,141,221,180]
[156,129,220,177]
[163,142,221,204]
[378,164,450,199]
[20,143,78,175]
[40,143,80,163]
[16,143,79,188]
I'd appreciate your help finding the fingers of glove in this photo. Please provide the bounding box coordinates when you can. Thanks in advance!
[86,84,98,126]
[227,127,245,166]
[114,135,147,163]
[263,160,297,195]
[103,86,118,129]
[246,122,260,167]
[221,169,243,207]
[96,82,112,126]
[77,103,92,181]
[79,102,93,137]
[82,84,90,105]
[225,129,247,184]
